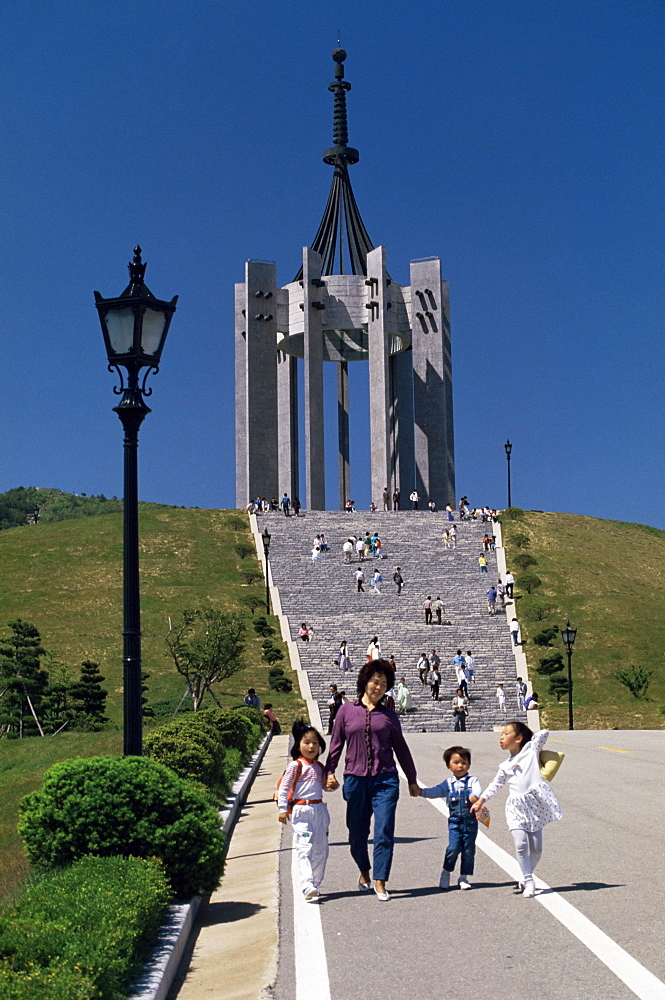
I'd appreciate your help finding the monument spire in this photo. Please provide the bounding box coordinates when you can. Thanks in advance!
[297,47,375,277]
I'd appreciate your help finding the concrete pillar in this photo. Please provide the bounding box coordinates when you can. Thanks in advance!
[277,350,299,502]
[302,248,325,510]
[410,258,455,507]
[367,246,392,507]
[390,348,415,497]
[235,261,279,506]
[337,361,350,510]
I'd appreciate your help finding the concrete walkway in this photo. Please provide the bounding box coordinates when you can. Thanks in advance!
[168,735,290,1000]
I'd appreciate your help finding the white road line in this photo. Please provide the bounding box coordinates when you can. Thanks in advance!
[291,847,331,1000]
[424,794,665,1000]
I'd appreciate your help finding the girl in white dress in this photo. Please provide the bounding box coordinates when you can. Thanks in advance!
[471,721,562,898]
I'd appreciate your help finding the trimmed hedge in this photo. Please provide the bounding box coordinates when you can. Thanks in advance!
[18,756,225,899]
[144,719,226,791]
[0,855,170,1000]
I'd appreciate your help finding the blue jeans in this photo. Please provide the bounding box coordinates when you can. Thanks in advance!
[444,815,477,876]
[343,772,400,881]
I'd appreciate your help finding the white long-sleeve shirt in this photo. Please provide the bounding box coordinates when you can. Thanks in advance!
[481,729,550,801]
[277,758,325,812]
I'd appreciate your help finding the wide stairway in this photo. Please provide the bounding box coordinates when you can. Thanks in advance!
[262,510,525,732]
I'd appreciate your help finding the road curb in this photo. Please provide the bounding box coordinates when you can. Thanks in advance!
[128,731,273,1000]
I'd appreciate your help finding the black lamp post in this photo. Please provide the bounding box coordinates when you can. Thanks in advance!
[504,440,512,508]
[560,620,577,731]
[95,247,177,756]
[261,527,272,614]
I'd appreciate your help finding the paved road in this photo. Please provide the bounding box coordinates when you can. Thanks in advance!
[273,730,665,1000]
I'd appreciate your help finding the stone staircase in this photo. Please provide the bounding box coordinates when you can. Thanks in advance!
[261,510,525,732]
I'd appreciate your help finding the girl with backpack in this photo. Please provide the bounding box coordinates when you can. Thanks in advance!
[277,721,333,901]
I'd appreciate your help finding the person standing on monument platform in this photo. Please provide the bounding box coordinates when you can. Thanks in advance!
[281,493,290,516]
[410,490,420,510]
[392,487,400,510]
[383,487,391,511]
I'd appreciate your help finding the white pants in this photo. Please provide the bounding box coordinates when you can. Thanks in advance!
[510,828,543,880]
[292,802,330,895]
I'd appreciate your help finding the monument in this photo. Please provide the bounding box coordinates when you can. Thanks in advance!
[235,48,455,511]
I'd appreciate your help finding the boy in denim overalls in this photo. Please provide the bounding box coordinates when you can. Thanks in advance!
[417,745,481,890]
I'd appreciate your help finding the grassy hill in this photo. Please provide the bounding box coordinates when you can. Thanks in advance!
[0,506,304,902]
[502,511,665,729]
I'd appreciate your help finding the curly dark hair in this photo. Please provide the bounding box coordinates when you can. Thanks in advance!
[356,658,395,698]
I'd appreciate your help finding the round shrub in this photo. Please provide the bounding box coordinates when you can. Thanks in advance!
[234,705,269,733]
[518,571,542,594]
[270,675,292,693]
[18,756,225,899]
[193,707,256,757]
[144,721,225,791]
[512,552,538,571]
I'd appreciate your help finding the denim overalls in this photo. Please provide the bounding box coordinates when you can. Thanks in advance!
[443,775,478,876]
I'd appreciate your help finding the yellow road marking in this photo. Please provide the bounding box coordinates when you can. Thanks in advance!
[600,746,631,753]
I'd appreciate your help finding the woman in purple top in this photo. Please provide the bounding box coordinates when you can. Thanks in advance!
[324,659,419,901]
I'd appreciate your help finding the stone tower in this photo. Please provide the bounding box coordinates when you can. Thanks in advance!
[235,48,455,511]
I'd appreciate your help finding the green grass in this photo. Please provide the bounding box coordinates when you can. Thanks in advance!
[0,507,304,903]
[502,512,665,730]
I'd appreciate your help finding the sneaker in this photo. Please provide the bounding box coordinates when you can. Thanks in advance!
[516,881,525,893]
[522,880,536,898]
[304,888,320,901]
[439,870,451,889]
[458,877,472,890]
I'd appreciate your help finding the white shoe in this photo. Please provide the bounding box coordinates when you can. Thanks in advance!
[304,887,320,901]
[374,884,390,901]
[522,880,536,898]
[458,877,471,890]
[439,870,451,889]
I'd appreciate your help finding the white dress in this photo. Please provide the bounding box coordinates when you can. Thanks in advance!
[480,729,562,833]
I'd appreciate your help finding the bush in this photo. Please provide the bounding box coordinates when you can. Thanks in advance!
[18,756,225,899]
[254,616,276,637]
[262,643,285,665]
[512,552,538,571]
[144,720,226,792]
[194,707,257,757]
[549,676,570,701]
[520,598,558,622]
[518,571,542,594]
[0,855,170,1000]
[234,704,270,732]
[270,675,293,693]
[501,507,525,521]
[613,666,653,699]
[532,626,559,647]
[508,531,530,548]
[234,542,255,560]
[536,652,565,677]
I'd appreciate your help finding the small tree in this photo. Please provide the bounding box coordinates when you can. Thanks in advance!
[549,675,570,701]
[254,616,276,637]
[165,608,247,711]
[536,652,565,677]
[234,542,255,560]
[237,592,265,615]
[518,571,542,594]
[513,552,538,571]
[509,532,530,549]
[0,619,48,737]
[40,652,75,733]
[613,666,653,699]
[532,626,559,647]
[70,660,108,729]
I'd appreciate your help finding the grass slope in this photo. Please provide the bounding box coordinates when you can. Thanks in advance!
[0,507,304,903]
[503,512,665,729]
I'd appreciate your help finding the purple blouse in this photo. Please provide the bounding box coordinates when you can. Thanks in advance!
[324,700,417,785]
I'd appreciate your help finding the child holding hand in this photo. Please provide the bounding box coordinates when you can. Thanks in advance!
[471,722,562,898]
[417,745,481,890]
[278,721,332,901]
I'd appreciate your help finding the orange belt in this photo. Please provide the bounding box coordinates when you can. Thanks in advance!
[292,798,323,805]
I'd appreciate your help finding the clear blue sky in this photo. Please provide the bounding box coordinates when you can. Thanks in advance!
[2,1,662,528]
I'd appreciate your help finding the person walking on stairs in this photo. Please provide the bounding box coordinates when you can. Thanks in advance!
[355,567,365,593]
[423,595,433,625]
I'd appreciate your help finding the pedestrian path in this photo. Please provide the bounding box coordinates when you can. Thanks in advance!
[261,510,524,731]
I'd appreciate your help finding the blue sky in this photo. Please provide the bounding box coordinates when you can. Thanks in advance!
[2,1,662,528]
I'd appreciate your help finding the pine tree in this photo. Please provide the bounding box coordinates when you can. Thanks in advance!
[70,660,108,730]
[0,619,48,737]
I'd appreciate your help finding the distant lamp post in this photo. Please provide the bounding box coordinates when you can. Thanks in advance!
[504,440,512,508]
[95,246,177,756]
[261,527,272,614]
[560,620,577,731]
